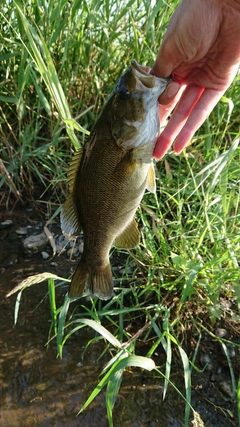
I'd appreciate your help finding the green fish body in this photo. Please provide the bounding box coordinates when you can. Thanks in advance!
[61,60,168,300]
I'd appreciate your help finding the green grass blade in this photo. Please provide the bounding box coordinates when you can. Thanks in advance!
[178,346,191,427]
[163,334,172,400]
[106,368,124,427]
[221,342,237,399]
[78,355,155,414]
[57,293,70,358]
[48,278,57,336]
[78,318,122,348]
[209,138,239,191]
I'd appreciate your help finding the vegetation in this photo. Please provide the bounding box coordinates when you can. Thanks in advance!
[1,1,240,426]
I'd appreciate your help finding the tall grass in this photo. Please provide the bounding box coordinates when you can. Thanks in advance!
[2,1,240,426]
[0,0,173,204]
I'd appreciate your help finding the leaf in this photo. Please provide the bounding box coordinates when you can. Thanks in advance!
[48,278,57,335]
[178,347,191,427]
[106,368,124,427]
[78,355,155,414]
[221,342,236,399]
[63,118,90,134]
[57,293,71,358]
[0,95,18,103]
[78,318,122,348]
[163,334,172,400]
[209,138,239,191]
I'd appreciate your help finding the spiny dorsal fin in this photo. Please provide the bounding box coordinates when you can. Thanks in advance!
[67,148,83,192]
[146,162,156,193]
[60,194,81,236]
[114,218,140,249]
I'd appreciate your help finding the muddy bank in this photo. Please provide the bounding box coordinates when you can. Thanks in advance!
[0,209,239,427]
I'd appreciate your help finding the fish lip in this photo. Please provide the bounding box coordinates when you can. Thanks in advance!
[131,59,170,90]
[131,59,150,77]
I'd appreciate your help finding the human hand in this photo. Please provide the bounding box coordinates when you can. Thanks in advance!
[151,0,240,159]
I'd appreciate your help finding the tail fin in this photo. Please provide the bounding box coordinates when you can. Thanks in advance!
[90,264,114,300]
[68,259,113,300]
[68,258,88,299]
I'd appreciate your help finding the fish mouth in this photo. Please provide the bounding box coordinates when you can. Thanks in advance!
[131,59,170,90]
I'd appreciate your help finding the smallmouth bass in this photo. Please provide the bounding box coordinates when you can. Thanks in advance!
[61,60,168,300]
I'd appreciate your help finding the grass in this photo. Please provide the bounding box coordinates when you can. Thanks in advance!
[2,1,240,426]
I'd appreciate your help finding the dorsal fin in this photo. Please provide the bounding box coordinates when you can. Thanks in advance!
[60,148,83,237]
[114,218,140,249]
[60,194,81,236]
[146,162,156,193]
[67,148,83,192]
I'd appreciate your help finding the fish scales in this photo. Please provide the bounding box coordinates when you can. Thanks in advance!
[61,60,169,300]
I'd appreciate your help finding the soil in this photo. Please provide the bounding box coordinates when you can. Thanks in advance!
[0,208,239,427]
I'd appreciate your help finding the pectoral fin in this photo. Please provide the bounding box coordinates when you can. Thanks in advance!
[114,218,140,249]
[146,162,156,193]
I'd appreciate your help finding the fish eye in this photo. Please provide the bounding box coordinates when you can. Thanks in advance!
[118,87,129,100]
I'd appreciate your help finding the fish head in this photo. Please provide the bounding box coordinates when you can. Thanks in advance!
[113,60,169,120]
[110,60,170,149]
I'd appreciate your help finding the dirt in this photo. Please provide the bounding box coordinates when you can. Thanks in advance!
[0,208,239,427]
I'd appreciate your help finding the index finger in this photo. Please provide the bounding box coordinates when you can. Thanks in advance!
[173,88,223,153]
[154,84,204,158]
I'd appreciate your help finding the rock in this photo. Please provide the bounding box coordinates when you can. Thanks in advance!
[79,242,84,253]
[218,380,233,398]
[15,227,28,235]
[199,353,214,371]
[69,240,77,248]
[225,344,236,359]
[22,233,48,256]
[67,247,78,257]
[56,244,65,254]
[41,251,49,260]
[0,220,13,229]
[215,328,227,338]
[57,235,66,244]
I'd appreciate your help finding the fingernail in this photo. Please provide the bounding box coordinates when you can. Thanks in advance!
[166,82,181,99]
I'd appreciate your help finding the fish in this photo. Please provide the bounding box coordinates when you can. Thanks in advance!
[61,59,169,300]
